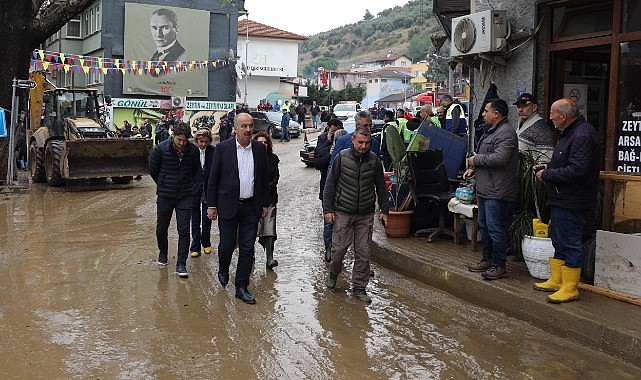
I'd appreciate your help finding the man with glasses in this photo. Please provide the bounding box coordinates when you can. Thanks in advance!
[328,110,380,172]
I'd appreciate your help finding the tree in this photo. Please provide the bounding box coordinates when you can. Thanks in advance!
[363,9,374,20]
[303,57,339,77]
[0,0,96,184]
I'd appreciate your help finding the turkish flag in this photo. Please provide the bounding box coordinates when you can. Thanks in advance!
[322,68,328,86]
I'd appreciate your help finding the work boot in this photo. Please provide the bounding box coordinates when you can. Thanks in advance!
[548,266,581,304]
[326,273,337,289]
[534,258,564,292]
[482,266,507,280]
[191,251,201,258]
[352,286,372,303]
[265,237,278,270]
[468,259,490,272]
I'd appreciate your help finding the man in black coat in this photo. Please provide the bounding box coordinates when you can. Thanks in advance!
[314,118,344,262]
[149,122,200,277]
[207,113,270,304]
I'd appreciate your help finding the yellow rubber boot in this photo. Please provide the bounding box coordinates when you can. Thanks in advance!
[191,251,200,257]
[203,246,213,254]
[533,258,564,292]
[547,266,581,304]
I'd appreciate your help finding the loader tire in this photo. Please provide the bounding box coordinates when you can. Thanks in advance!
[111,176,133,184]
[45,140,65,187]
[29,141,46,183]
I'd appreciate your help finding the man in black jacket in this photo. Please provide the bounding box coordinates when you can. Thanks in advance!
[149,122,200,277]
[533,98,601,304]
[314,118,343,262]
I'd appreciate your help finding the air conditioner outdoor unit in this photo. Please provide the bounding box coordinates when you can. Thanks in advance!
[171,96,186,108]
[450,10,508,57]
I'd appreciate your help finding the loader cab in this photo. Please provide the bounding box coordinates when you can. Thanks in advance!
[43,89,106,138]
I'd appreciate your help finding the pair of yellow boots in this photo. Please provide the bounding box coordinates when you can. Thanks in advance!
[191,246,213,258]
[533,257,581,303]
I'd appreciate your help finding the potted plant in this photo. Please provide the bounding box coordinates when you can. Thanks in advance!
[509,150,554,279]
[383,126,414,237]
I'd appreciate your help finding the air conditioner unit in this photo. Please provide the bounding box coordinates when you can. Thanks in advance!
[171,96,186,108]
[450,10,508,57]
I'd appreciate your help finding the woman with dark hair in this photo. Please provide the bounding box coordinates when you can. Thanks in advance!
[253,131,280,269]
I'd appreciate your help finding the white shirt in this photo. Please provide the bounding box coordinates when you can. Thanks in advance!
[199,148,206,169]
[236,140,254,199]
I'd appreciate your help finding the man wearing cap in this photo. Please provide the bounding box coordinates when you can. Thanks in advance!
[513,93,556,161]
[440,94,467,134]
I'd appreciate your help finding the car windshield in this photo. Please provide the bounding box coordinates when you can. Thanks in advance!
[334,104,356,112]
[265,112,283,122]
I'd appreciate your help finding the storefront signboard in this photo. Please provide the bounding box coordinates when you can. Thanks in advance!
[617,115,641,173]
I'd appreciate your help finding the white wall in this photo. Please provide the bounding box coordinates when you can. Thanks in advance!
[238,76,281,108]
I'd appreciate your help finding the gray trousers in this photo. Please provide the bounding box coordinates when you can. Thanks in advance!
[329,211,374,288]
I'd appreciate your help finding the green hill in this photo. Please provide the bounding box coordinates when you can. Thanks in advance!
[298,0,446,77]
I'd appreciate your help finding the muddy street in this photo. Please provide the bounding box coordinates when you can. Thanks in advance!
[0,134,639,378]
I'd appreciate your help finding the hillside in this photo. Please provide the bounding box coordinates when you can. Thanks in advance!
[297,0,447,76]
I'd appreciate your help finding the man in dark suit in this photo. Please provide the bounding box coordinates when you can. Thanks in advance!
[207,113,269,304]
[149,8,186,77]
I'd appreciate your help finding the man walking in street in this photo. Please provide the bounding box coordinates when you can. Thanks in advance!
[465,98,519,280]
[280,108,291,142]
[149,122,200,277]
[311,100,321,128]
[207,113,269,304]
[533,98,601,303]
[329,110,380,170]
[323,127,389,303]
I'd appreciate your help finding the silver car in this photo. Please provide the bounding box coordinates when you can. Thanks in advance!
[250,111,301,139]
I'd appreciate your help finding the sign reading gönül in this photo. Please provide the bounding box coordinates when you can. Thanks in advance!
[617,119,641,173]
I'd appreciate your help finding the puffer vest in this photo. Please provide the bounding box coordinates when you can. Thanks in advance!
[334,149,378,214]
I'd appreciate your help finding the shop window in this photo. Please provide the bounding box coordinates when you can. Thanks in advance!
[616,40,641,173]
[622,0,641,33]
[552,1,612,40]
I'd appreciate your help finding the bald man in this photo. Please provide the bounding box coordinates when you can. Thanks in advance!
[533,98,601,304]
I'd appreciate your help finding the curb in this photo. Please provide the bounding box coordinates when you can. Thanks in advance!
[370,232,641,368]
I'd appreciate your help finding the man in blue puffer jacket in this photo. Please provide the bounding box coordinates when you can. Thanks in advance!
[149,122,200,277]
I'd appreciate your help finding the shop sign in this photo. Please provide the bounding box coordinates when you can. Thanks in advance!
[186,101,235,111]
[112,98,160,108]
[617,119,641,173]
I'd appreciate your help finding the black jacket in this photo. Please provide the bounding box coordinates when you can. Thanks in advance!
[267,152,280,205]
[193,144,215,199]
[542,116,601,211]
[313,132,333,200]
[149,137,200,199]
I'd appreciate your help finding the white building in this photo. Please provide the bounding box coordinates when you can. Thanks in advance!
[237,19,306,108]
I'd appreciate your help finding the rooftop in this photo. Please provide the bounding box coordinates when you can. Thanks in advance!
[238,19,307,41]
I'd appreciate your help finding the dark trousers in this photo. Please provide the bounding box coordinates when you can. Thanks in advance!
[550,206,587,268]
[190,197,212,253]
[217,201,260,288]
[477,197,516,267]
[156,196,192,266]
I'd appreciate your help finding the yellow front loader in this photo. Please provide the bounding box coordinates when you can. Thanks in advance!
[27,72,152,186]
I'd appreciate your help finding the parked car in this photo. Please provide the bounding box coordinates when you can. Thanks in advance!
[250,111,301,139]
[333,102,361,121]
[300,137,317,167]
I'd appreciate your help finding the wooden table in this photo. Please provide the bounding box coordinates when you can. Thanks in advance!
[448,199,479,252]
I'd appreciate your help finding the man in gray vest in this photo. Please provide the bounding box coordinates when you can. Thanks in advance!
[322,127,389,303]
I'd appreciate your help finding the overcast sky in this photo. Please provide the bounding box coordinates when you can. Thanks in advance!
[243,0,411,36]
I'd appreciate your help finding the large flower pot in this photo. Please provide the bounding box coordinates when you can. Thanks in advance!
[385,210,414,238]
[521,235,555,279]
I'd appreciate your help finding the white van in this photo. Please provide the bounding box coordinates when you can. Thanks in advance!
[333,102,361,121]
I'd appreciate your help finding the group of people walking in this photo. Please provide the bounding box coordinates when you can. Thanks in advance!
[149,113,279,304]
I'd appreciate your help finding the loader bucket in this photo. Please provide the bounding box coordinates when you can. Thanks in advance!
[63,139,153,179]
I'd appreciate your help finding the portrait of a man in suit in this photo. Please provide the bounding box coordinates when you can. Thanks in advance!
[149,8,187,62]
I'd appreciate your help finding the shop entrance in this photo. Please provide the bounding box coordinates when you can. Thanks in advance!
[549,47,610,145]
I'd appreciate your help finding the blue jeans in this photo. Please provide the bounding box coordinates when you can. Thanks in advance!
[477,197,516,267]
[280,127,290,141]
[550,206,586,268]
[156,196,192,266]
[190,197,212,253]
[217,202,260,288]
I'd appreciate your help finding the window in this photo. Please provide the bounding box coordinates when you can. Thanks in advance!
[375,79,379,83]
[90,8,95,34]
[616,40,641,173]
[95,5,101,32]
[84,12,90,36]
[381,79,388,83]
[88,69,103,86]
[552,1,612,40]
[67,15,81,38]
[622,0,641,33]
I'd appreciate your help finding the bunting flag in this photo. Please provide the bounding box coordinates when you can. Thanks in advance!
[30,49,229,76]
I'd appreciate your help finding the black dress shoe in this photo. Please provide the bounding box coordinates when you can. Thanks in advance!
[217,272,229,287]
[235,287,256,304]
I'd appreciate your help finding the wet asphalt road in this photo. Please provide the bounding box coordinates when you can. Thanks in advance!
[0,133,639,378]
